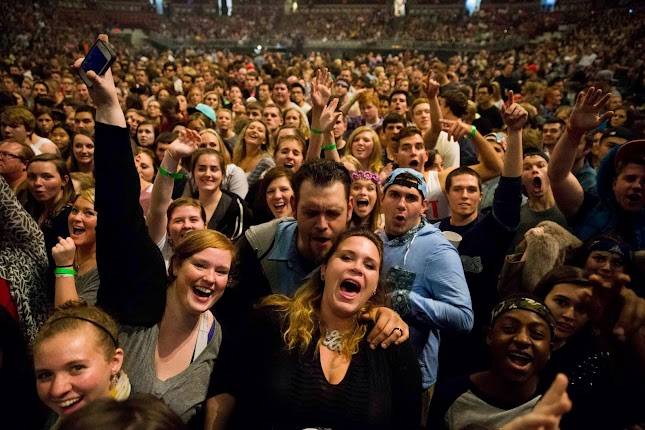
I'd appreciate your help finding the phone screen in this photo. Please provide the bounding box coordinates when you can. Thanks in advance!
[82,46,109,74]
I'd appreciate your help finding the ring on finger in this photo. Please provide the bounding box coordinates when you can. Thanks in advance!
[391,327,403,337]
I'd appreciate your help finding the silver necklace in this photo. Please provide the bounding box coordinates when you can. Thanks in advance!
[321,329,343,353]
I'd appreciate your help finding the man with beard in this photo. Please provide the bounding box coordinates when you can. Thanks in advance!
[541,118,565,155]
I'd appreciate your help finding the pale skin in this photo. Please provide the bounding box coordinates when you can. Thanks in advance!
[71,33,226,385]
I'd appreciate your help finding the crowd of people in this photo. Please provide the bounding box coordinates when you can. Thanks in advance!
[1,0,645,429]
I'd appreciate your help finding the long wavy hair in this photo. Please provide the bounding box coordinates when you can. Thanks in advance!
[261,228,386,358]
[344,126,383,173]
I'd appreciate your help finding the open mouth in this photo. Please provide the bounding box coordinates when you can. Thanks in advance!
[395,214,406,222]
[626,193,642,203]
[507,350,533,367]
[192,285,214,298]
[283,162,294,169]
[339,279,361,299]
[409,160,419,168]
[71,226,86,235]
[356,198,370,209]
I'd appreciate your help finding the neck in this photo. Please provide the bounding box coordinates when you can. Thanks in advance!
[199,187,222,207]
[450,211,478,227]
[75,243,97,269]
[245,145,261,157]
[475,370,538,406]
[159,285,202,336]
[320,298,354,333]
[479,101,493,110]
[5,171,26,190]
[528,191,555,211]
[78,162,94,174]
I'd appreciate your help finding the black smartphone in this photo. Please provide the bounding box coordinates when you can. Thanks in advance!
[78,39,116,87]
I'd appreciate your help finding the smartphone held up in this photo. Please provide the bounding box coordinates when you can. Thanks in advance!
[78,38,116,87]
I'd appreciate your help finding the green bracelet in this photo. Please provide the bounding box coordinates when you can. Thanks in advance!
[311,127,323,135]
[158,165,186,180]
[54,267,77,276]
[468,125,477,140]
[321,143,337,151]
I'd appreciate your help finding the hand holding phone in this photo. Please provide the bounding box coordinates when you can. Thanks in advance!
[78,38,116,88]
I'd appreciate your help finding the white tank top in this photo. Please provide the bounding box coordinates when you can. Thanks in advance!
[425,170,450,221]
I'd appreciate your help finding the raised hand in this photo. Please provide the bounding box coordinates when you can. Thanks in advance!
[167,128,201,160]
[71,34,118,108]
[311,68,332,108]
[440,118,472,141]
[52,236,77,267]
[424,73,441,99]
[319,98,342,133]
[568,86,613,133]
[502,91,528,131]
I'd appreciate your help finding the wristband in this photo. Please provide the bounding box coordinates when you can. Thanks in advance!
[158,165,186,180]
[311,127,323,135]
[468,125,477,140]
[54,267,77,276]
[321,143,337,151]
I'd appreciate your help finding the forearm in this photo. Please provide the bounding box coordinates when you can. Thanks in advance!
[425,96,442,150]
[548,128,583,183]
[322,133,340,162]
[95,93,126,128]
[54,275,80,307]
[204,394,236,430]
[502,129,522,177]
[472,129,503,177]
[148,153,180,243]
[408,291,474,332]
[307,106,324,161]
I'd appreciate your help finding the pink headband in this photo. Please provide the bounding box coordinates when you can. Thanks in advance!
[351,170,380,185]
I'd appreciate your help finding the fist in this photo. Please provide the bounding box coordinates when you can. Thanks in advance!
[52,236,76,267]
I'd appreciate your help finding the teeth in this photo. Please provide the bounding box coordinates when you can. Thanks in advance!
[59,398,81,408]
[193,286,213,297]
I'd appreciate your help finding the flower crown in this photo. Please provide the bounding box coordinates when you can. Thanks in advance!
[351,170,380,185]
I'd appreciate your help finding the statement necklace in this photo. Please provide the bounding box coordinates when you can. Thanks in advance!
[322,329,343,353]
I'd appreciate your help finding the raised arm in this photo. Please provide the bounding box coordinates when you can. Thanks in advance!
[422,76,442,151]
[51,237,80,306]
[147,129,200,244]
[501,91,528,178]
[74,34,167,326]
[307,68,332,161]
[439,119,504,187]
[548,87,613,218]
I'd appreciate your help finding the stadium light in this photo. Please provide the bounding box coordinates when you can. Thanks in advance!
[465,0,481,16]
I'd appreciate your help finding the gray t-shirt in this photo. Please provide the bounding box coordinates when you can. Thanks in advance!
[76,267,100,305]
[118,315,222,424]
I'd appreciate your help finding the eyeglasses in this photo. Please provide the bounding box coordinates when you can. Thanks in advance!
[0,151,23,161]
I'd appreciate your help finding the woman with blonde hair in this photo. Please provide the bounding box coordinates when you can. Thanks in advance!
[198,128,248,198]
[206,229,420,429]
[33,302,128,427]
[69,39,239,427]
[282,107,311,140]
[232,120,275,187]
[344,126,383,173]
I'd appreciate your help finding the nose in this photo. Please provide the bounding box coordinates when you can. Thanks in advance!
[313,214,330,232]
[49,374,72,399]
[513,327,531,345]
[561,305,575,320]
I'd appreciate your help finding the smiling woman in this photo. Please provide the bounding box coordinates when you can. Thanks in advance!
[206,229,421,429]
[32,302,128,427]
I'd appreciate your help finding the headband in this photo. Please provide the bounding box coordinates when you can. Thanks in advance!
[49,316,119,347]
[351,170,380,185]
[587,237,631,262]
[490,296,556,339]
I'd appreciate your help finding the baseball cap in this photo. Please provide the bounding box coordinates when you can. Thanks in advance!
[188,103,217,122]
[614,139,645,167]
[601,127,635,142]
[382,168,428,200]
